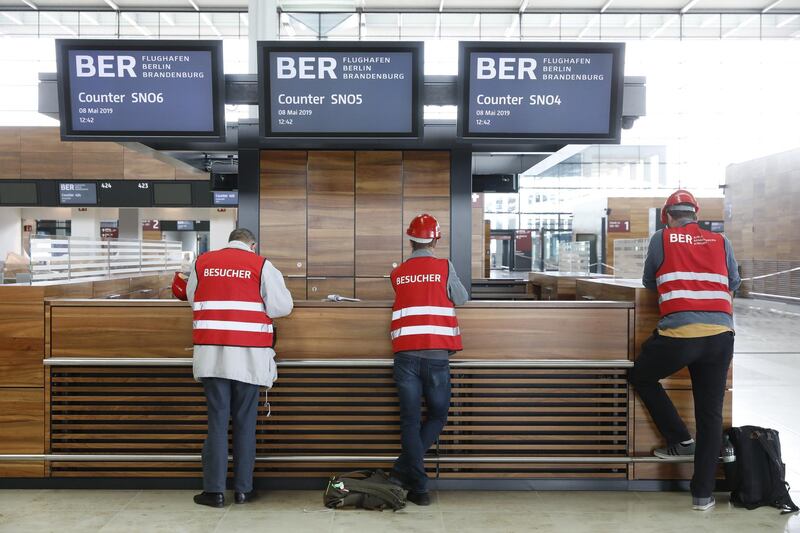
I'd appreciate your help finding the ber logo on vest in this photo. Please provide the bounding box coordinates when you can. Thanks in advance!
[668,233,716,246]
[394,273,442,286]
[203,268,252,279]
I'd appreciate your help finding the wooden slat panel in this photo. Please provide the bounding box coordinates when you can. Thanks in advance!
[355,151,402,277]
[355,277,394,300]
[48,365,628,479]
[307,151,355,277]
[0,462,45,477]
[307,278,354,299]
[260,151,307,276]
[0,388,44,453]
[50,306,193,357]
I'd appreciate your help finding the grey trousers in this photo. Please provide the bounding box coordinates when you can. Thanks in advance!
[201,377,260,493]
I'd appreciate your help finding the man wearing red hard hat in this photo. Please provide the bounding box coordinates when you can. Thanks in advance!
[387,213,468,506]
[629,190,740,511]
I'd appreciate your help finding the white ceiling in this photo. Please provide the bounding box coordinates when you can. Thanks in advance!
[2,0,800,10]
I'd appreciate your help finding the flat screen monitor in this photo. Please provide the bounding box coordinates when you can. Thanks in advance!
[176,220,194,231]
[56,39,225,141]
[213,191,238,206]
[0,182,37,205]
[259,41,423,138]
[59,182,98,205]
[459,42,625,142]
[153,183,192,206]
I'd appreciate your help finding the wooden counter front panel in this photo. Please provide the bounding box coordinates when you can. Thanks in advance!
[284,276,307,300]
[0,388,43,453]
[307,151,355,277]
[633,390,732,480]
[355,278,395,300]
[355,151,402,277]
[260,151,308,276]
[50,305,192,357]
[0,287,45,387]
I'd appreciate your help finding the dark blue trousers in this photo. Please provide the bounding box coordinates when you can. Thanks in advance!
[391,354,451,494]
[201,377,259,493]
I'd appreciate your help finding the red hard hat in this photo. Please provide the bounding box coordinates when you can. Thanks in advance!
[171,272,188,301]
[661,189,700,224]
[406,214,441,243]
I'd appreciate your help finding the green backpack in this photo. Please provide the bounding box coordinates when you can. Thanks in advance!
[323,469,407,511]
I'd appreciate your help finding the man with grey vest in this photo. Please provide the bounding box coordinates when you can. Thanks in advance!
[187,228,293,507]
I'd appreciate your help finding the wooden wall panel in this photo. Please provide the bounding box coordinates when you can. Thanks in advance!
[0,462,44,477]
[633,391,732,480]
[284,276,307,301]
[73,142,124,180]
[402,151,450,260]
[355,151,402,277]
[91,278,131,299]
[0,287,45,387]
[307,277,354,299]
[21,151,72,179]
[123,148,175,180]
[50,305,193,357]
[260,151,308,276]
[307,151,355,277]
[355,277,394,300]
[0,153,21,179]
[0,388,43,453]
[20,127,71,153]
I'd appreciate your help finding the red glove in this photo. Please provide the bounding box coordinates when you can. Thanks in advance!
[171,272,188,301]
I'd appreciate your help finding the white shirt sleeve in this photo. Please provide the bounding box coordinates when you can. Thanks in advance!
[186,261,198,305]
[261,259,293,318]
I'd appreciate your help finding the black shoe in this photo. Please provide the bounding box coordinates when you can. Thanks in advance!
[234,490,258,504]
[406,491,431,506]
[388,469,412,490]
[193,491,224,508]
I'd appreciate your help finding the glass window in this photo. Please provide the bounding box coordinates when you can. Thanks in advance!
[722,14,761,39]
[561,14,599,40]
[682,14,720,39]
[600,14,640,39]
[321,13,359,40]
[761,14,800,39]
[641,14,680,39]
[79,11,118,38]
[119,12,157,39]
[400,13,437,39]
[362,13,399,39]
[441,13,479,39]
[163,11,200,39]
[521,14,560,40]
[0,11,39,36]
[480,14,520,40]
[40,11,79,38]
[200,12,241,38]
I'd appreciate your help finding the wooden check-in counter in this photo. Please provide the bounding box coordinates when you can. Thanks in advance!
[529,272,613,301]
[576,278,733,481]
[0,294,713,486]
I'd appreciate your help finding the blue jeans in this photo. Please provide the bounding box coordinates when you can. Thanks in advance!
[202,377,259,493]
[391,354,451,494]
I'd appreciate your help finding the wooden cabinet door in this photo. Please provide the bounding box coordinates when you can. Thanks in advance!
[356,151,402,277]
[260,151,308,277]
[307,277,355,299]
[283,276,307,301]
[355,277,395,300]
[308,151,355,277]
[402,151,450,260]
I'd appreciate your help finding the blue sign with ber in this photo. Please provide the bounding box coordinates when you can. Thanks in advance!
[66,49,214,134]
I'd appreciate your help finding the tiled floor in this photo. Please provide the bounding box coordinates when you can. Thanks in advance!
[0,298,798,532]
[0,489,798,532]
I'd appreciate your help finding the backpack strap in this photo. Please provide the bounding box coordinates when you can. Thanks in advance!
[343,478,406,511]
[754,432,800,514]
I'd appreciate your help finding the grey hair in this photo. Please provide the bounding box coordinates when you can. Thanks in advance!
[228,228,256,244]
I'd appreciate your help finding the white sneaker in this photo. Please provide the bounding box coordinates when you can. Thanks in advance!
[692,496,715,511]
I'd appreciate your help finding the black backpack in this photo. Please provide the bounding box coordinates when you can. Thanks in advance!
[724,426,799,514]
[323,469,407,511]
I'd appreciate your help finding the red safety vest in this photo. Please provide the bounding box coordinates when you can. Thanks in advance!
[192,247,274,348]
[390,256,462,353]
[655,223,732,317]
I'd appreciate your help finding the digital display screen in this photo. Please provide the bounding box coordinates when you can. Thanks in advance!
[98,180,153,207]
[153,183,192,206]
[260,42,422,137]
[176,220,194,231]
[213,191,238,205]
[460,42,624,140]
[0,182,37,205]
[56,39,224,140]
[59,182,97,205]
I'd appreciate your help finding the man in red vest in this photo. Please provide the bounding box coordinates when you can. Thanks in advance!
[629,190,740,511]
[388,214,468,506]
[186,228,293,507]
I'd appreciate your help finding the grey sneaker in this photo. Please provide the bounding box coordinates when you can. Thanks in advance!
[654,441,695,459]
[692,496,715,511]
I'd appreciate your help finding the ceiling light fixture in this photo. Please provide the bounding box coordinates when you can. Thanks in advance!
[762,0,785,13]
[600,0,614,13]
[103,0,119,10]
[21,0,37,10]
[188,0,200,11]
[680,0,700,14]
